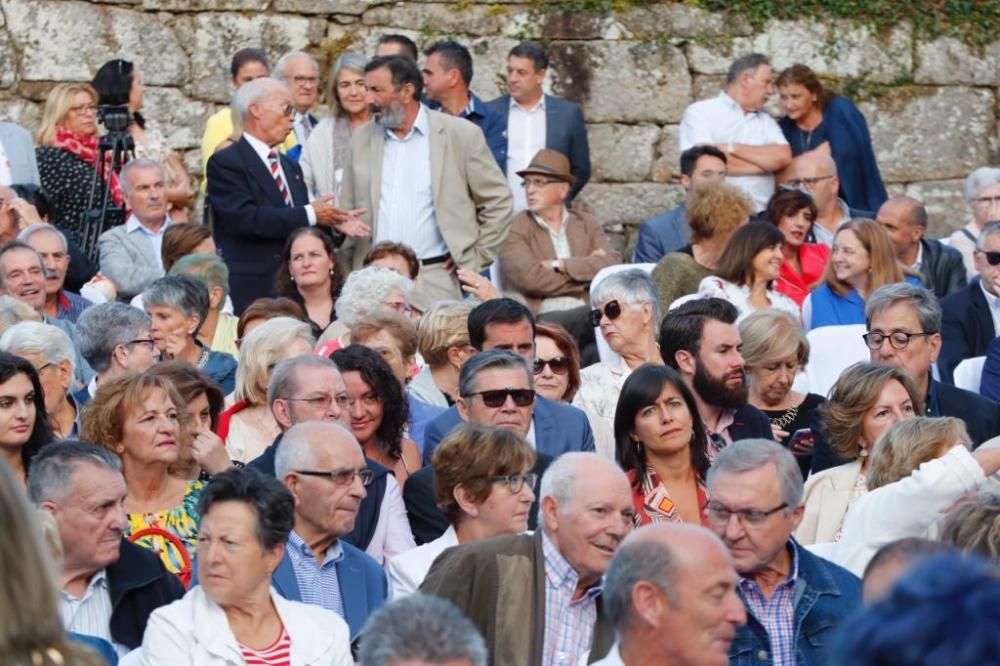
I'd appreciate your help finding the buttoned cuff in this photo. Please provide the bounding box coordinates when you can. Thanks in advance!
[306,204,317,226]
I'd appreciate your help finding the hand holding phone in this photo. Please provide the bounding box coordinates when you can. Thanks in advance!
[789,428,814,455]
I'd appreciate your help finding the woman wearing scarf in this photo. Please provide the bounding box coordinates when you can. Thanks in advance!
[36,83,123,238]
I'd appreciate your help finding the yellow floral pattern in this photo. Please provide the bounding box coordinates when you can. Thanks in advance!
[125,480,204,576]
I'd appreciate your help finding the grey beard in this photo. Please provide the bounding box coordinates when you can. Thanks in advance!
[374,104,405,130]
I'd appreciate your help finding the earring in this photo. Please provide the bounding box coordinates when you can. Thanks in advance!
[290,275,295,282]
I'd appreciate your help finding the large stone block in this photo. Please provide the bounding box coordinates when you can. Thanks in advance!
[141,0,266,10]
[549,41,691,123]
[576,182,684,231]
[914,37,1000,86]
[614,4,752,39]
[361,3,521,37]
[0,96,42,132]
[4,0,188,86]
[272,0,371,14]
[860,87,993,183]
[588,123,660,183]
[143,87,212,150]
[902,179,971,238]
[651,125,681,183]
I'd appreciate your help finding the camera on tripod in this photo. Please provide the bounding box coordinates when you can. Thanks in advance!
[97,104,130,133]
[80,104,135,264]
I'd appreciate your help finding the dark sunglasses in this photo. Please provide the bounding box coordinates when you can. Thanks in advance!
[588,300,622,327]
[465,388,536,408]
[533,356,571,376]
[979,250,1000,266]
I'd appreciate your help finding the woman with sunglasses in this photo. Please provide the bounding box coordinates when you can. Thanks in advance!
[613,364,711,526]
[765,188,831,307]
[573,269,663,459]
[387,423,536,597]
[532,322,581,403]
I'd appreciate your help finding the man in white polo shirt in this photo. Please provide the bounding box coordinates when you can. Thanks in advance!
[679,53,791,214]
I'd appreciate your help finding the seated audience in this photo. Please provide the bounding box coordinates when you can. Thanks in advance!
[387,423,536,597]
[532,321,581,403]
[614,364,710,526]
[161,221,216,274]
[363,240,420,281]
[697,221,799,320]
[633,145,728,263]
[410,300,474,407]
[0,351,53,482]
[764,187,829,306]
[144,274,237,394]
[950,166,1000,278]
[596,523,746,666]
[651,181,752,315]
[860,537,953,604]
[169,253,239,358]
[877,195,965,298]
[81,372,203,578]
[74,303,157,407]
[29,441,185,656]
[318,265,414,352]
[940,220,1000,383]
[740,310,823,475]
[797,363,920,545]
[357,594,488,666]
[574,269,663,458]
[274,421,389,638]
[235,296,308,345]
[705,438,862,664]
[274,226,343,338]
[420,452,630,666]
[133,468,353,665]
[787,152,872,246]
[938,486,1000,563]
[21,224,93,322]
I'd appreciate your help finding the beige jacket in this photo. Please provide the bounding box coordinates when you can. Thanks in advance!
[795,460,864,545]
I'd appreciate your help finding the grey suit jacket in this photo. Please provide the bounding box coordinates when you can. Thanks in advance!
[339,107,514,270]
[98,221,165,300]
[0,122,39,185]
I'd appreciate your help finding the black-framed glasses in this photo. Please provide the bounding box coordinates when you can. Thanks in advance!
[977,249,1000,266]
[589,300,622,327]
[463,388,535,408]
[295,468,374,487]
[281,394,352,411]
[786,175,833,189]
[863,331,936,350]
[489,472,538,494]
[533,356,571,376]
[128,338,156,350]
[705,501,787,526]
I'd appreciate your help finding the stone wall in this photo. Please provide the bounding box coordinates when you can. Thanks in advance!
[1,0,997,251]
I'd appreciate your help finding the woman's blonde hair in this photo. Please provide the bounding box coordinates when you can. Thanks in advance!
[939,486,1000,563]
[235,316,315,405]
[819,362,923,460]
[37,83,98,145]
[739,309,810,369]
[868,417,970,491]
[81,372,190,456]
[821,218,905,297]
[684,181,752,245]
[417,300,473,367]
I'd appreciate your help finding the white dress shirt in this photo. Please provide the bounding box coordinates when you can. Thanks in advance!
[124,214,172,271]
[506,96,547,212]
[59,569,129,658]
[293,111,313,146]
[242,131,316,224]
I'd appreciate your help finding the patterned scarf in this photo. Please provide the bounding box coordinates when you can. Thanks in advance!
[628,464,711,527]
[53,127,124,206]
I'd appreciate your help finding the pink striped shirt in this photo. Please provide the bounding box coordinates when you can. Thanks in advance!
[238,624,291,666]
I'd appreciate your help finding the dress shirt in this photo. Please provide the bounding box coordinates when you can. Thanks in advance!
[507,96,547,212]
[908,242,924,274]
[286,530,345,618]
[376,105,448,259]
[738,544,799,666]
[124,213,172,271]
[532,209,586,313]
[980,279,1000,336]
[293,112,313,146]
[243,132,316,225]
[810,199,852,247]
[541,530,601,666]
[59,569,129,658]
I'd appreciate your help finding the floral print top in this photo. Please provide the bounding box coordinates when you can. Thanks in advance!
[125,479,204,575]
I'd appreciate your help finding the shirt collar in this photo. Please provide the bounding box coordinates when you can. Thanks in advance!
[739,540,799,590]
[243,131,276,160]
[125,213,171,235]
[511,94,545,113]
[529,208,570,232]
[385,104,429,142]
[61,568,108,601]
[541,530,602,600]
[719,90,760,117]
[980,279,1000,308]
[288,530,344,566]
[909,241,924,271]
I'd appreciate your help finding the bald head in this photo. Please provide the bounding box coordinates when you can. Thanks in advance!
[791,153,839,213]
[878,195,927,261]
[274,420,362,480]
[793,152,837,179]
[879,195,927,229]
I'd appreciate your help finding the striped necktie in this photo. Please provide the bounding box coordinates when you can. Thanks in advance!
[267,150,292,206]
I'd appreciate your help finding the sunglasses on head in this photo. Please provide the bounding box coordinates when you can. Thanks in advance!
[533,356,571,375]
[588,300,622,327]
[465,388,536,408]
[979,250,1000,266]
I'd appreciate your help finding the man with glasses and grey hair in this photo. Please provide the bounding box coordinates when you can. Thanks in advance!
[273,420,388,641]
[705,438,860,666]
[788,152,872,246]
[74,302,157,406]
[949,165,1000,279]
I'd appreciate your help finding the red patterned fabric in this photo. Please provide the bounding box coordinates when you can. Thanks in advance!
[53,127,124,206]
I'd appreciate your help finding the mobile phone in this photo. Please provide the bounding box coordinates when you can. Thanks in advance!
[789,428,813,454]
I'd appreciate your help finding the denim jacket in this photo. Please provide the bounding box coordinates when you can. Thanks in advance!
[729,539,861,666]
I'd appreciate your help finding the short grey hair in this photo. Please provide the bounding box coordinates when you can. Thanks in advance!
[604,538,679,629]
[0,294,41,334]
[275,421,356,481]
[273,50,319,81]
[977,221,1000,250]
[539,451,596,507]
[170,253,230,305]
[964,166,1000,202]
[18,224,68,253]
[119,158,165,196]
[706,438,804,509]
[358,594,488,666]
[726,53,770,86]
[75,302,152,372]
[591,269,660,322]
[268,354,340,408]
[27,440,122,504]
[234,77,290,120]
[329,52,367,118]
[457,349,532,399]
[334,265,412,327]
[865,283,942,334]
[0,321,75,377]
[143,274,210,334]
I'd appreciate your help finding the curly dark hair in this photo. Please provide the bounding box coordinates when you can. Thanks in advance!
[329,344,409,462]
[273,227,344,304]
[0,352,55,474]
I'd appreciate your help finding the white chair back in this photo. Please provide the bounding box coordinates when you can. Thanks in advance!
[591,264,656,364]
[953,356,986,394]
[801,324,870,397]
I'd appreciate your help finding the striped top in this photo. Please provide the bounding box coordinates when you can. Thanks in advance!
[541,531,602,666]
[286,531,345,617]
[738,543,800,666]
[238,624,291,666]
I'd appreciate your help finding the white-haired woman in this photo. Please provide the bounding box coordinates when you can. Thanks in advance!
[316,265,413,355]
[217,317,316,464]
[572,269,663,459]
[950,166,1000,279]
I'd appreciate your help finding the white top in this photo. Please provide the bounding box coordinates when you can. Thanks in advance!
[590,643,623,666]
[387,525,459,598]
[376,105,448,259]
[679,92,788,212]
[365,473,417,565]
[572,360,632,460]
[696,276,800,323]
[128,585,352,666]
[59,569,128,658]
[506,96,547,213]
[242,131,316,224]
[979,280,1000,337]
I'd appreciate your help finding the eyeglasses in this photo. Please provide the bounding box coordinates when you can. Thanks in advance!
[34,362,54,374]
[295,468,375,487]
[973,196,1000,207]
[69,103,97,115]
[785,175,833,189]
[533,356,571,376]
[521,177,563,189]
[977,250,1000,266]
[463,388,535,408]
[291,76,319,87]
[588,300,622,327]
[488,472,538,494]
[705,501,787,526]
[862,331,936,350]
[128,338,156,351]
[281,394,352,411]
[383,301,413,316]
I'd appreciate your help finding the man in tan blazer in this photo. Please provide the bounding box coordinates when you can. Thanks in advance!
[340,55,513,311]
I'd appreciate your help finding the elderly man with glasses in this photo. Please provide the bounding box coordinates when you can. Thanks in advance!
[787,152,872,246]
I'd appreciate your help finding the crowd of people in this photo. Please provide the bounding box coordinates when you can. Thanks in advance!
[0,31,999,666]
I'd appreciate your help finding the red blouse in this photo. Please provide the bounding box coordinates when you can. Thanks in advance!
[776,243,831,306]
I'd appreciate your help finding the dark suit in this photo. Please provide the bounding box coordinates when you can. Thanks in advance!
[206,136,312,313]
[940,279,995,384]
[728,404,775,442]
[108,540,186,649]
[486,94,591,201]
[917,237,966,299]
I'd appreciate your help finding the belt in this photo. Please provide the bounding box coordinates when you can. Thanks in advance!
[420,253,451,266]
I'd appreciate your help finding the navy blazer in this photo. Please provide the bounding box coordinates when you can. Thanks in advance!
[421,395,596,465]
[271,539,388,640]
[728,404,775,442]
[632,203,688,263]
[486,94,591,202]
[940,279,995,384]
[206,136,313,313]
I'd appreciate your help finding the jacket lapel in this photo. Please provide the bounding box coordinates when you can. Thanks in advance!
[239,137,285,208]
[971,281,994,349]
[368,127,385,230]
[544,94,555,147]
[271,550,301,601]
[336,549,364,638]
[427,111,446,207]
